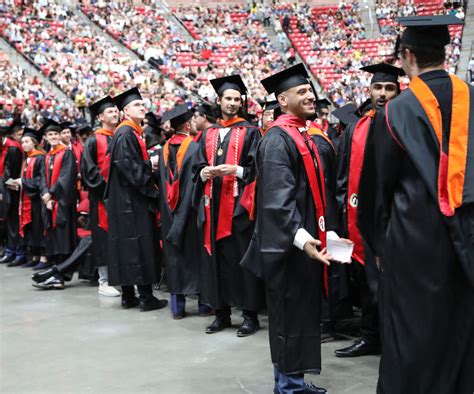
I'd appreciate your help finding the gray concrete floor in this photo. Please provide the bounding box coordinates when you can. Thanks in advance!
[0,266,379,394]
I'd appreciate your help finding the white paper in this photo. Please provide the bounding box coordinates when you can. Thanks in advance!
[326,231,353,263]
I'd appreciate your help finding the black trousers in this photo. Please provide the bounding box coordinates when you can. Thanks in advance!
[216,306,258,322]
[121,285,154,302]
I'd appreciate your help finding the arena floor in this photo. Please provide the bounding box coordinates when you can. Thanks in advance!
[0,267,378,394]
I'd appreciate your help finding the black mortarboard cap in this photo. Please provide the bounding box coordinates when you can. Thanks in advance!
[89,95,116,118]
[22,127,43,142]
[210,75,248,96]
[39,119,61,134]
[360,62,405,84]
[398,15,464,48]
[145,112,162,129]
[332,104,360,126]
[162,104,194,130]
[60,121,73,131]
[0,125,10,136]
[193,103,216,120]
[316,98,331,110]
[77,124,92,136]
[261,63,311,96]
[8,117,23,134]
[113,87,142,111]
[263,100,280,112]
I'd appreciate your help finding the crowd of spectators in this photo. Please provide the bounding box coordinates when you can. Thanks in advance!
[82,2,287,107]
[1,0,189,117]
[375,0,465,74]
[0,51,81,128]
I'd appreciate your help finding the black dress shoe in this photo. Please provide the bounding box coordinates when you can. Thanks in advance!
[335,337,381,357]
[0,254,15,264]
[206,317,231,334]
[32,266,58,283]
[7,256,27,267]
[21,260,38,268]
[139,297,168,312]
[121,297,140,309]
[237,319,260,337]
[304,382,327,393]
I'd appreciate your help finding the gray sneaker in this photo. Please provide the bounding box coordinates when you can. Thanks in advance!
[32,275,65,290]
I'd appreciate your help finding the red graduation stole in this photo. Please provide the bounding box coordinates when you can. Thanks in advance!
[46,144,67,229]
[203,117,248,255]
[94,128,113,231]
[272,115,328,291]
[163,133,193,212]
[346,109,375,266]
[0,138,23,177]
[409,75,471,216]
[19,150,44,237]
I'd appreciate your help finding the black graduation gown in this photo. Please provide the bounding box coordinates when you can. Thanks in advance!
[41,148,78,257]
[80,134,110,267]
[193,121,264,311]
[105,125,160,286]
[21,154,46,250]
[2,143,23,249]
[158,138,201,294]
[241,126,324,375]
[358,72,474,394]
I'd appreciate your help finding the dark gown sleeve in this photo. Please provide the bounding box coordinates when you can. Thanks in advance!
[257,128,301,254]
[313,137,339,233]
[80,136,106,197]
[22,155,45,198]
[4,147,23,180]
[240,127,260,184]
[112,130,157,199]
[49,149,78,202]
[358,109,403,258]
[335,123,352,236]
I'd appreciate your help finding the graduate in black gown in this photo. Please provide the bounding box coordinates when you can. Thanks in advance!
[358,16,473,394]
[11,127,47,269]
[81,95,121,297]
[334,63,404,358]
[0,121,25,266]
[242,63,346,394]
[40,120,78,281]
[157,104,211,319]
[105,87,168,312]
[193,75,263,336]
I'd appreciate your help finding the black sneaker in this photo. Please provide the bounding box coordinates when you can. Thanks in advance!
[32,275,65,290]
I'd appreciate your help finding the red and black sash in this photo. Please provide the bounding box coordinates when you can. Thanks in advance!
[163,133,193,212]
[95,129,113,231]
[203,117,249,255]
[346,109,375,265]
[272,115,328,291]
[45,144,67,229]
[0,138,23,177]
[19,150,44,237]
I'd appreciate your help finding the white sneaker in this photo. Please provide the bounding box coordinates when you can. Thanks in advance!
[98,284,121,297]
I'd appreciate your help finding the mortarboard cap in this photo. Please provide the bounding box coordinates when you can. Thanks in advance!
[145,112,162,129]
[76,124,92,136]
[162,104,194,130]
[0,125,10,136]
[8,117,23,134]
[89,95,116,118]
[316,98,331,110]
[398,15,464,49]
[39,119,61,134]
[263,100,280,112]
[113,87,143,111]
[193,103,217,120]
[22,127,43,142]
[210,75,248,96]
[332,104,360,126]
[60,121,73,131]
[261,63,311,96]
[360,62,405,85]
